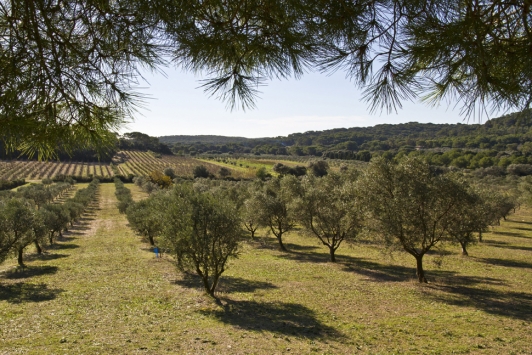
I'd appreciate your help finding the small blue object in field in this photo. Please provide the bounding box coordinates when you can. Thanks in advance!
[154,247,159,258]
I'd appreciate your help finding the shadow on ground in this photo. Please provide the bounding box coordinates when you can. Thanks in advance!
[513,226,532,232]
[506,219,532,225]
[490,244,532,252]
[66,223,90,232]
[491,231,530,239]
[47,243,79,250]
[275,247,354,264]
[175,273,277,294]
[477,257,532,269]
[0,283,63,303]
[342,259,422,282]
[3,265,59,279]
[200,299,343,340]
[23,253,69,263]
[426,284,532,321]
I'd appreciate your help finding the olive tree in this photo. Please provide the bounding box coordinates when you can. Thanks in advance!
[126,193,168,246]
[250,177,296,251]
[162,184,242,297]
[295,173,363,262]
[163,167,176,179]
[444,184,489,256]
[219,167,231,178]
[359,157,464,283]
[242,195,262,239]
[0,200,22,264]
[193,165,210,179]
[2,198,36,267]
[31,209,49,254]
[18,184,52,209]
[308,160,329,177]
[42,204,71,245]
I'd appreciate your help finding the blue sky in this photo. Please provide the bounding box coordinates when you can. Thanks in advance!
[125,67,477,138]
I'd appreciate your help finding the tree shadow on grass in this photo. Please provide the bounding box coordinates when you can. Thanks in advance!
[277,247,423,281]
[344,257,508,284]
[57,235,77,242]
[175,273,277,294]
[490,244,532,252]
[245,236,283,250]
[48,243,79,250]
[505,219,532,225]
[477,257,532,269]
[482,240,510,246]
[23,253,69,263]
[0,283,63,304]
[426,284,532,321]
[284,243,320,252]
[3,265,59,279]
[217,276,278,294]
[275,248,350,264]
[67,224,90,232]
[62,231,85,236]
[430,273,508,287]
[491,231,530,239]
[342,259,421,282]
[199,299,343,340]
[513,226,532,232]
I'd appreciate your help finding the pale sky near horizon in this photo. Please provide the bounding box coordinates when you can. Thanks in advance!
[124,67,489,139]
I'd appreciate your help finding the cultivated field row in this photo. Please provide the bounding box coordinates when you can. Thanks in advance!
[0,151,242,180]
[0,160,114,180]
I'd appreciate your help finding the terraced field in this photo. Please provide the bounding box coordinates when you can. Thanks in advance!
[0,152,245,180]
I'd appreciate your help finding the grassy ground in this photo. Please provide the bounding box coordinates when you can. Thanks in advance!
[199,157,306,178]
[1,183,531,354]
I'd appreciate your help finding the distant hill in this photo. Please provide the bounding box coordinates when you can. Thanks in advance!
[158,110,532,169]
[159,135,253,145]
[158,109,532,150]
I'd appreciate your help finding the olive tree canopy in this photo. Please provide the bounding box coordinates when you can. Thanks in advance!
[2,0,531,157]
[162,184,242,297]
[359,157,465,283]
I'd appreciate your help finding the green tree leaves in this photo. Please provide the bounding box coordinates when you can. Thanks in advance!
[162,185,242,297]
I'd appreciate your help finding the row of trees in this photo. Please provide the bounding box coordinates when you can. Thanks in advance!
[0,179,100,267]
[123,157,516,296]
[0,179,25,191]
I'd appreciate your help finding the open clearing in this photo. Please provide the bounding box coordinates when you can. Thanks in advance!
[1,183,531,354]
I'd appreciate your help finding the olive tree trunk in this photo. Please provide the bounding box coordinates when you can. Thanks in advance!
[460,241,469,256]
[329,246,336,262]
[415,255,427,283]
[34,241,42,254]
[17,248,24,267]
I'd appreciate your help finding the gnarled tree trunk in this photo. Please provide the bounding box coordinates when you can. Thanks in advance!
[34,241,42,254]
[329,246,336,262]
[277,235,287,251]
[17,248,24,267]
[460,241,469,256]
[415,255,427,283]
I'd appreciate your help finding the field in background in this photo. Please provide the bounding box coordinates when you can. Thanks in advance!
[0,160,115,180]
[199,155,364,178]
[0,151,341,181]
[116,151,250,179]
[0,183,531,354]
[0,152,246,181]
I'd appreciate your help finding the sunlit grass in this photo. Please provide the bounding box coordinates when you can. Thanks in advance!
[0,184,531,354]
